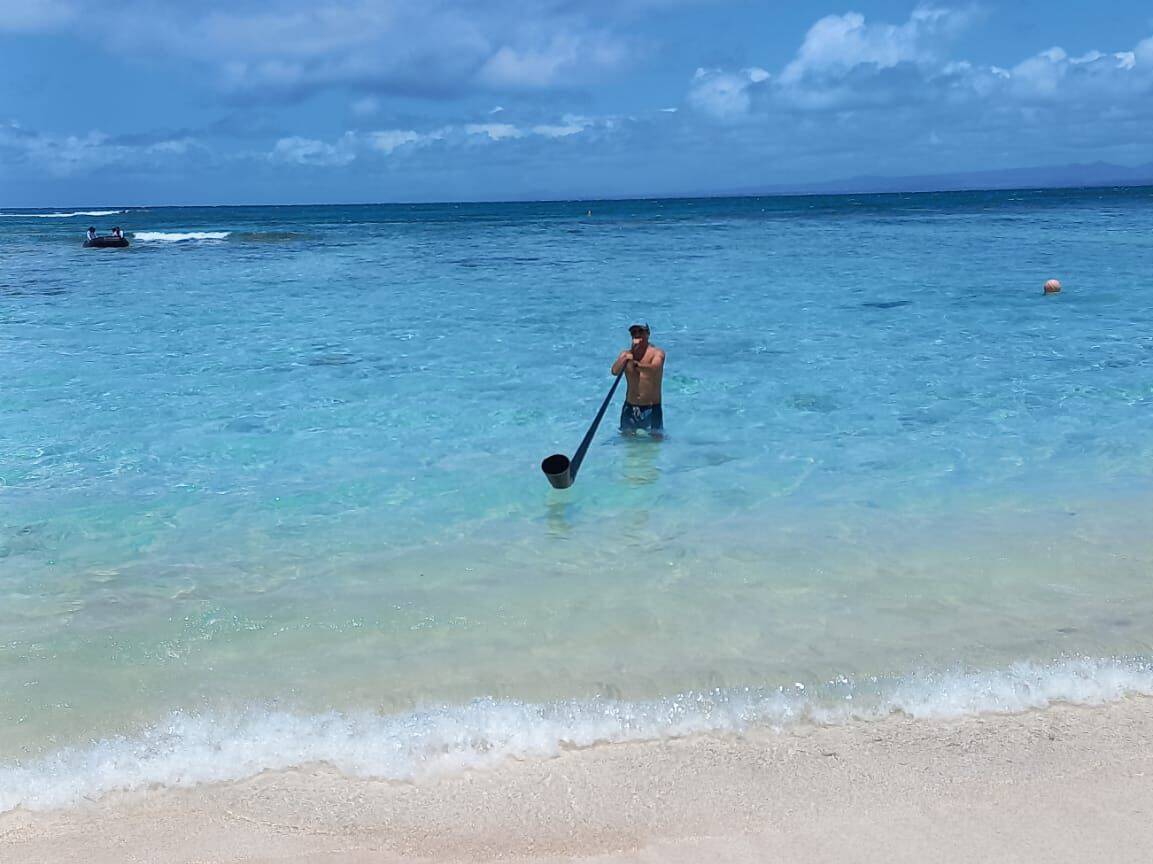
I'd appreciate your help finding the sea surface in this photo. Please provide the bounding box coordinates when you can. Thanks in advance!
[3,189,1153,809]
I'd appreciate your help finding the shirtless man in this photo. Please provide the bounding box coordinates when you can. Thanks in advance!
[611,323,665,435]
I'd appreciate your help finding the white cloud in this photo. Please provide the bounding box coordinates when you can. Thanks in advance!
[531,114,595,137]
[478,31,626,88]
[368,129,428,153]
[1009,48,1068,98]
[687,6,1153,119]
[253,113,611,169]
[150,139,193,155]
[270,134,356,166]
[0,122,203,177]
[1003,42,1153,104]
[687,67,770,120]
[464,123,524,141]
[13,1,640,101]
[781,5,972,85]
[531,123,583,138]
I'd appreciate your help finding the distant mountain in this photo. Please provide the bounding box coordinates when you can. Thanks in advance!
[708,161,1153,198]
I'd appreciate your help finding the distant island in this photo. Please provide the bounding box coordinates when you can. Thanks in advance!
[698,161,1153,199]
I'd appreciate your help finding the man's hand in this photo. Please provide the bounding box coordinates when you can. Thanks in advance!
[613,349,641,375]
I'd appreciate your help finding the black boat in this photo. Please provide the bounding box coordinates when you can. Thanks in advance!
[83,236,130,248]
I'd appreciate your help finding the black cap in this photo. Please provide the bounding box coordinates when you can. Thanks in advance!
[628,322,650,335]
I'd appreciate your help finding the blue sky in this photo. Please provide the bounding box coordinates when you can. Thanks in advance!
[2,1,1152,205]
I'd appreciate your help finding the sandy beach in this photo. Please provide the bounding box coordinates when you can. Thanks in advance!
[3,696,1152,863]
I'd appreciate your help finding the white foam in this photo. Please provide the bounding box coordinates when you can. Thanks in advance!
[132,231,231,242]
[0,210,127,218]
[2,656,1151,812]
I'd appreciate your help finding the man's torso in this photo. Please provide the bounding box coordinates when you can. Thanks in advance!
[624,344,664,406]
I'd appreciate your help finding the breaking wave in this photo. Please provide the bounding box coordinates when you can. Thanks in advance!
[0,210,128,218]
[132,231,232,242]
[3,655,1152,813]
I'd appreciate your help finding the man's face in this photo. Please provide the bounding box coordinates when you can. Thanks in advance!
[630,330,649,350]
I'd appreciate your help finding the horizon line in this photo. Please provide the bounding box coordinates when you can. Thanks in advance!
[6,180,1153,212]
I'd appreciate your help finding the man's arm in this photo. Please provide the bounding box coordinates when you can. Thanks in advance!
[633,349,665,370]
[611,350,634,375]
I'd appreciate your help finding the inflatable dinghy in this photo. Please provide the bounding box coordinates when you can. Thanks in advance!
[84,236,130,248]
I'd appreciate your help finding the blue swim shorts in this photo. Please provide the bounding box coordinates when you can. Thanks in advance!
[620,402,664,432]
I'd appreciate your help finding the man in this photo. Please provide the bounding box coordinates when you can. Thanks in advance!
[611,323,665,435]
[86,226,97,243]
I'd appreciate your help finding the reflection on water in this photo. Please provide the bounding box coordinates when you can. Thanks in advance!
[620,436,663,535]
[545,490,575,538]
[622,436,661,487]
[543,436,662,538]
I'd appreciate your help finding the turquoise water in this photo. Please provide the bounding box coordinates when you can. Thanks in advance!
[3,189,1153,807]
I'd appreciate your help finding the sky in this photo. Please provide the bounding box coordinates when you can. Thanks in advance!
[2,1,1152,205]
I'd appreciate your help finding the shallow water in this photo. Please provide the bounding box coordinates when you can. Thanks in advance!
[2,189,1153,806]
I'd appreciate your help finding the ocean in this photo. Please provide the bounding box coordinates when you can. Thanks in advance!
[2,188,1153,810]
